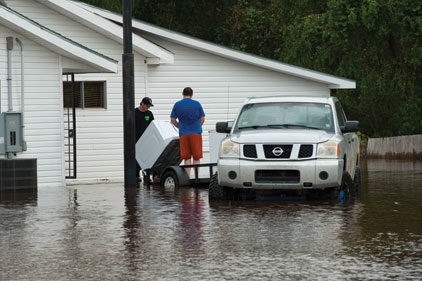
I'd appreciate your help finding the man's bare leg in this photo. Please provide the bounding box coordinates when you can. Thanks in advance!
[193,159,200,178]
[184,158,192,177]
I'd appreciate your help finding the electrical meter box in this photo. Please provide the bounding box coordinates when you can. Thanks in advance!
[0,112,23,154]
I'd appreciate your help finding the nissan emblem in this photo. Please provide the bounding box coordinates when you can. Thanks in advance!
[272,147,283,156]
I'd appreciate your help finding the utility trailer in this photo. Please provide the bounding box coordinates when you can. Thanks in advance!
[158,163,217,188]
[136,120,217,188]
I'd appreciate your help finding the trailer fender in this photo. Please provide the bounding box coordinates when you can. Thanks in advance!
[161,166,190,187]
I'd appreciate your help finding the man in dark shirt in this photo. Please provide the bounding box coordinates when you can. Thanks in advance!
[135,97,154,181]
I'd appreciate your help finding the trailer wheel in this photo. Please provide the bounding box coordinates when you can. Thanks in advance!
[208,172,228,201]
[162,170,178,189]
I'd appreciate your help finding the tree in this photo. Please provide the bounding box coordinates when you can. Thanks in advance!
[80,0,422,137]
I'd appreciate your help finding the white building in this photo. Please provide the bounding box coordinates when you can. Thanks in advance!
[0,0,355,186]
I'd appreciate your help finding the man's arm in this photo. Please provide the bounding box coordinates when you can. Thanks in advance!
[171,117,178,128]
[199,104,205,126]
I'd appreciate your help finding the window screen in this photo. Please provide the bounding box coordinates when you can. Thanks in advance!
[84,82,104,108]
[63,81,105,108]
[63,82,82,108]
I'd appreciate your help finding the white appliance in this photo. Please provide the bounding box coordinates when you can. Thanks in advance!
[136,120,180,170]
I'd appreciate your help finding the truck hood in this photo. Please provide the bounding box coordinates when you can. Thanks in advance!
[231,129,334,144]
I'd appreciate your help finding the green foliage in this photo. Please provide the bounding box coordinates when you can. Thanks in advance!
[79,0,421,137]
[357,131,368,147]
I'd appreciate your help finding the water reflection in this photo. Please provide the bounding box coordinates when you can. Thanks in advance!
[0,160,421,280]
[0,189,37,206]
[123,186,142,272]
[177,188,205,258]
[350,159,422,275]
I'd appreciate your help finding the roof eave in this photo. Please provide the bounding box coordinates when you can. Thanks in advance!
[44,0,174,64]
[0,6,117,73]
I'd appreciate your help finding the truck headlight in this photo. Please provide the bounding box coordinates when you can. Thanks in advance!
[219,139,240,158]
[317,141,340,157]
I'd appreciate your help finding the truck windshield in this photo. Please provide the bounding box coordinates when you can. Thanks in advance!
[235,102,334,132]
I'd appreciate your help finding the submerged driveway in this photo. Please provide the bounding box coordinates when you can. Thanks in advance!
[1,159,421,280]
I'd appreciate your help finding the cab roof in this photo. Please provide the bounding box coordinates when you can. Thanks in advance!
[244,96,334,105]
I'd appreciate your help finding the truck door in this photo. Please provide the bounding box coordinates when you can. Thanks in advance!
[335,101,356,178]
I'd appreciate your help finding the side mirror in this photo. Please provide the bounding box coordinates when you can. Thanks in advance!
[227,120,234,129]
[216,122,231,133]
[341,121,359,133]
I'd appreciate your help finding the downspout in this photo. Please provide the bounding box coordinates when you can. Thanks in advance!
[6,37,13,159]
[16,38,26,151]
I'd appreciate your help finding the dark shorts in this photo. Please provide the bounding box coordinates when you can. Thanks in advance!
[179,133,203,160]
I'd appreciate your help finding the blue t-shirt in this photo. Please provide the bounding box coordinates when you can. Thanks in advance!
[170,98,205,136]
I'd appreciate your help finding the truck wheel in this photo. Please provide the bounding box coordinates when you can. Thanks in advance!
[208,172,227,201]
[340,171,354,199]
[162,170,178,188]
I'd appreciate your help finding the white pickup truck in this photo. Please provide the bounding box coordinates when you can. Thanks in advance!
[209,96,360,201]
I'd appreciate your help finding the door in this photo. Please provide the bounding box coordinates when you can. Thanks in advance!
[335,101,356,178]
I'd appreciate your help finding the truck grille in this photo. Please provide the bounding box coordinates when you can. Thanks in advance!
[263,145,292,159]
[255,170,300,183]
[298,145,313,158]
[243,145,257,158]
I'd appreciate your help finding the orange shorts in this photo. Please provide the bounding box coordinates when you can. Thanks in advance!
[179,133,203,160]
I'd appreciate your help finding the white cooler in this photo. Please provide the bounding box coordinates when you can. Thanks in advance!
[136,120,181,170]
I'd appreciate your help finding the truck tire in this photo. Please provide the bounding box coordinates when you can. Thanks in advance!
[208,172,227,201]
[341,171,354,199]
[162,170,178,188]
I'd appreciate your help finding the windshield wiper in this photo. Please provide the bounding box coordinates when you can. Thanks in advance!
[238,125,264,129]
[268,124,321,130]
[238,124,321,130]
[266,124,288,128]
[238,124,289,129]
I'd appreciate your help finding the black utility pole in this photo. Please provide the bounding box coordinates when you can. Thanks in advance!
[122,0,136,187]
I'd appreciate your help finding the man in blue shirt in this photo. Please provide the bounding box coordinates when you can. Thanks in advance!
[170,87,205,177]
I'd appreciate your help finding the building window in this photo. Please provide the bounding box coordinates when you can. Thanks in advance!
[63,81,106,108]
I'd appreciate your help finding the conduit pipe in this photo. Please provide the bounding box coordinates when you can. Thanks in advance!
[144,60,149,96]
[6,36,13,112]
[6,37,13,159]
[15,38,26,150]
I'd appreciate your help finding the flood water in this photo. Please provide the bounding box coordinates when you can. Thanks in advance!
[1,159,421,281]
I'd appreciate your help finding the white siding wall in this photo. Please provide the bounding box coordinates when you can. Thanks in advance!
[71,55,145,184]
[139,34,330,160]
[0,25,64,187]
[8,0,147,184]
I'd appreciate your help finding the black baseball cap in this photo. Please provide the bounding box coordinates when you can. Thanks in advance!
[141,97,153,107]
